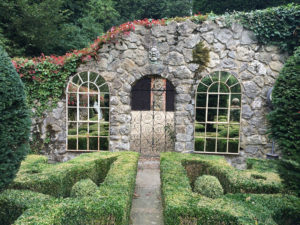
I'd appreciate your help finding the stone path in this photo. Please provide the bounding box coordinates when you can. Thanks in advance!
[130,157,164,225]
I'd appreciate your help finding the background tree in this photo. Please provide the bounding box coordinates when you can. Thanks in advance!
[0,45,31,191]
[0,0,119,57]
[165,0,192,18]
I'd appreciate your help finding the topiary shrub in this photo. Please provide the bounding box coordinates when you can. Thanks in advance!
[194,175,224,198]
[0,46,31,192]
[268,46,300,196]
[70,178,98,198]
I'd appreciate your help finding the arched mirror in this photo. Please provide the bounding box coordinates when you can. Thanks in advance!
[66,71,109,151]
[195,71,241,154]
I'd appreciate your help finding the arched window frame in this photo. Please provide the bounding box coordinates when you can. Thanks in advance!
[194,71,242,154]
[66,71,110,152]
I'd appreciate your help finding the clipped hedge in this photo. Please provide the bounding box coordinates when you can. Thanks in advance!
[182,156,283,194]
[194,175,223,198]
[70,178,98,198]
[0,46,31,191]
[0,152,139,225]
[10,153,116,197]
[161,152,300,225]
[0,189,55,225]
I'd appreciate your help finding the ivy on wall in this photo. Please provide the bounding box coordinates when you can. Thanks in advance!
[12,3,300,117]
[232,3,300,54]
[12,16,208,116]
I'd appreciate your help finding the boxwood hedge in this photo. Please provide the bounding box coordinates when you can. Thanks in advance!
[0,151,139,225]
[161,152,300,225]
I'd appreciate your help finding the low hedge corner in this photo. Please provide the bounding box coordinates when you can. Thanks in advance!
[0,151,139,225]
[161,152,300,225]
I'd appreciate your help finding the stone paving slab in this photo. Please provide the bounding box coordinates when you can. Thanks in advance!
[130,157,163,225]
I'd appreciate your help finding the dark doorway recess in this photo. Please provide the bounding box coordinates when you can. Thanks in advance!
[131,76,175,111]
[130,76,175,156]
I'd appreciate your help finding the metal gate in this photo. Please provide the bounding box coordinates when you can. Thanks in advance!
[130,76,175,156]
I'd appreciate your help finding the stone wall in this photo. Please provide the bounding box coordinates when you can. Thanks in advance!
[31,18,287,166]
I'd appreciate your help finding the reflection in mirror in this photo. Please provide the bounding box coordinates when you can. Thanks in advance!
[208,94,218,107]
[79,108,88,121]
[230,109,240,122]
[68,108,77,121]
[217,139,227,152]
[195,138,205,151]
[68,122,77,135]
[67,71,110,151]
[89,122,98,136]
[196,94,206,107]
[90,72,98,82]
[209,83,219,92]
[195,71,241,154]
[206,138,216,152]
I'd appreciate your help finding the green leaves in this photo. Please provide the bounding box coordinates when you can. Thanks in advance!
[0,46,31,191]
[234,3,300,53]
[1,152,139,224]
[268,46,300,196]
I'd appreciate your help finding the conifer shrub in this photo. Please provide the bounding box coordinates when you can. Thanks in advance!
[194,175,223,198]
[70,178,98,198]
[0,46,31,191]
[268,46,300,196]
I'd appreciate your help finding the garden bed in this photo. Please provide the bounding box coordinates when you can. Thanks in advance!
[161,152,300,225]
[0,152,139,225]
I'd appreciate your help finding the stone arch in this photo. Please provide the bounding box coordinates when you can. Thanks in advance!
[66,71,110,151]
[194,71,242,154]
[130,74,176,156]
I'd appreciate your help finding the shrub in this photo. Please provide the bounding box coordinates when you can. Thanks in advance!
[161,152,300,225]
[0,152,139,224]
[0,189,54,225]
[268,46,300,196]
[10,153,116,198]
[0,46,31,192]
[194,175,223,198]
[70,178,98,198]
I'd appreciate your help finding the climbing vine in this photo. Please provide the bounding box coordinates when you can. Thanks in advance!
[232,3,300,54]
[12,15,208,116]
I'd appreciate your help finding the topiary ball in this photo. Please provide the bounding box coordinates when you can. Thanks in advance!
[70,178,98,198]
[0,46,31,192]
[194,175,224,198]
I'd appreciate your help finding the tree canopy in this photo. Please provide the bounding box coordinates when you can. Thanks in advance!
[1,0,298,57]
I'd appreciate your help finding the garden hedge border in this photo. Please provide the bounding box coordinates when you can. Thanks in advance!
[0,151,139,225]
[9,153,116,197]
[161,152,300,225]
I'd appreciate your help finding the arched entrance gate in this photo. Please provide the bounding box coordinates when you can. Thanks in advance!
[130,76,175,156]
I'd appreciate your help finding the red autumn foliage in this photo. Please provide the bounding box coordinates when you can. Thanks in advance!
[12,17,168,80]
